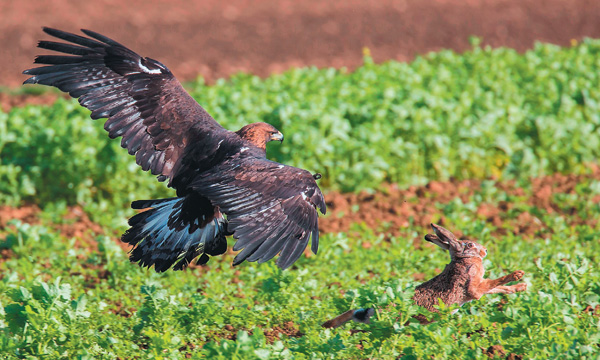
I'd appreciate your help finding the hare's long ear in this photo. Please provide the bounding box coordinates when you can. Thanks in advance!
[428,223,462,252]
[424,233,450,250]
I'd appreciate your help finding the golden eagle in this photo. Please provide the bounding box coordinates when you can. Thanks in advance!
[23,28,326,271]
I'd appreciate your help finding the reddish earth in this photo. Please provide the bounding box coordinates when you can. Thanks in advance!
[2,0,600,109]
[321,165,600,240]
[220,321,303,343]
[111,301,136,318]
[0,204,40,227]
[0,92,63,112]
[0,204,104,251]
[484,344,524,360]
[1,167,598,258]
[583,305,600,317]
[484,344,506,359]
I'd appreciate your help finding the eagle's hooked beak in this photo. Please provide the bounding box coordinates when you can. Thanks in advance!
[270,131,284,143]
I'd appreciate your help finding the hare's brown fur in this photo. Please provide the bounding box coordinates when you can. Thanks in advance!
[322,223,527,328]
[413,223,526,312]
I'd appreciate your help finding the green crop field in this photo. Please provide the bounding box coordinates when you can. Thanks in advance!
[1,41,600,359]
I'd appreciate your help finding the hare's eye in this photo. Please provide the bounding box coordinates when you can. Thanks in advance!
[466,243,473,249]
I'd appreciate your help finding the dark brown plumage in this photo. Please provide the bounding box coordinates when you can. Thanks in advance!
[23,27,326,271]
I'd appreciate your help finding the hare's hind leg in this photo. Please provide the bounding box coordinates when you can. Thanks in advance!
[486,283,527,294]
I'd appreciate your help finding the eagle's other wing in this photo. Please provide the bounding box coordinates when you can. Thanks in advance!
[192,157,327,270]
[23,27,230,184]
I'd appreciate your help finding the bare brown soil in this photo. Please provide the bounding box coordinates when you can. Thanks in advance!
[2,0,600,109]
[0,204,104,251]
[220,321,303,344]
[483,344,523,360]
[321,165,600,239]
[0,248,14,264]
[0,204,40,227]
[0,92,62,112]
[264,321,304,343]
[485,344,506,359]
[584,305,600,317]
[1,168,598,260]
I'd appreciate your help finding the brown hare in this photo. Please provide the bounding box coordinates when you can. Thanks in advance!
[322,223,527,328]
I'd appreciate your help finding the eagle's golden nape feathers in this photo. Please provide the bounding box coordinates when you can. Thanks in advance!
[235,122,283,150]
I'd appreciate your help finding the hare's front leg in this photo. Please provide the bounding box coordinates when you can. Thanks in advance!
[470,270,525,299]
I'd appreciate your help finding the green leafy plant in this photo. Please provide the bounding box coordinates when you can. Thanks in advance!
[1,175,599,359]
[2,40,600,215]
[1,40,599,359]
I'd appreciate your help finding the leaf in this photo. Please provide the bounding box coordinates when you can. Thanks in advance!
[4,304,26,333]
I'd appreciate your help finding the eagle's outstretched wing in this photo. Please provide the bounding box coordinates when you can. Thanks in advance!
[193,156,326,270]
[24,28,327,271]
[23,27,232,185]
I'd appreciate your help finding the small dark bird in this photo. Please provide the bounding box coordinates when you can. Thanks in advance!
[321,308,374,329]
[23,27,326,272]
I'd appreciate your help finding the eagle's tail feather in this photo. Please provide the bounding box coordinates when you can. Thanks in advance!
[122,196,227,272]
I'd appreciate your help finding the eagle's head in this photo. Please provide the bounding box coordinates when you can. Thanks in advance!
[236,122,284,150]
